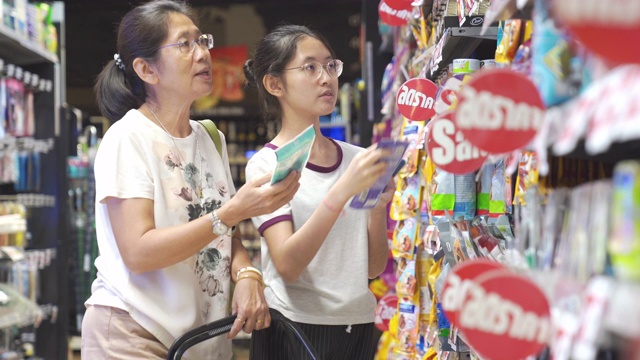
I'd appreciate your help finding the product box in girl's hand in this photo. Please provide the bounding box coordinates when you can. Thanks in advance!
[349,139,409,209]
[270,124,315,184]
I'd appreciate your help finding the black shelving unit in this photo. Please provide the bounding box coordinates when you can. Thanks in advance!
[0,2,69,358]
[427,24,498,80]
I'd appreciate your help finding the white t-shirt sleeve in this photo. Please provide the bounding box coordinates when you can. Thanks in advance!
[245,148,293,235]
[94,122,154,203]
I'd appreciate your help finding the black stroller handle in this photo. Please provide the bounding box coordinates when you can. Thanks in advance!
[167,308,320,360]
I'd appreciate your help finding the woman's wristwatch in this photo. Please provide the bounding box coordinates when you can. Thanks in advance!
[210,210,232,236]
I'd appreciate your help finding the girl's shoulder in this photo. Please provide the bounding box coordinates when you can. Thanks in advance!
[246,145,277,172]
[331,139,364,158]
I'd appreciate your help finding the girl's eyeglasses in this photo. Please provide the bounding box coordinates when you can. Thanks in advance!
[159,34,214,54]
[285,59,343,80]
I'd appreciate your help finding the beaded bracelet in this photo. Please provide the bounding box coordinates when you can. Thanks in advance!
[236,266,263,280]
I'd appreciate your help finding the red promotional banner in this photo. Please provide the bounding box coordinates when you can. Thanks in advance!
[396,78,438,121]
[552,0,640,65]
[379,0,412,26]
[441,259,506,325]
[454,69,545,154]
[385,0,415,9]
[374,293,398,332]
[427,112,488,174]
[458,270,551,360]
[434,76,464,114]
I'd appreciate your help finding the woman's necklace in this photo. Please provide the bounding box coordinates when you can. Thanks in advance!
[147,107,205,202]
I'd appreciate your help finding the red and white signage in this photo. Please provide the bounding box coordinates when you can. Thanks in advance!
[441,259,506,325]
[374,293,398,332]
[457,270,551,360]
[385,0,414,9]
[427,112,488,174]
[397,78,438,121]
[454,69,545,154]
[379,0,412,27]
[434,76,464,114]
[552,0,640,65]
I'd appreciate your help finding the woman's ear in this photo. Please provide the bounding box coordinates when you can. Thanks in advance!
[132,58,159,85]
[263,74,284,97]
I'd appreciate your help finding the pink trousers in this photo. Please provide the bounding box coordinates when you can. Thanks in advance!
[81,305,168,359]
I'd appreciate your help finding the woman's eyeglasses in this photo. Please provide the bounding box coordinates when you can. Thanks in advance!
[285,59,343,81]
[159,34,214,54]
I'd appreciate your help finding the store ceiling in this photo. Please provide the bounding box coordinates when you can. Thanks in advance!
[63,0,362,114]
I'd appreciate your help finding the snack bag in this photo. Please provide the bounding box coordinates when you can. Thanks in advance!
[398,119,424,178]
[511,20,534,75]
[396,259,418,298]
[495,19,523,65]
[392,216,420,260]
[513,151,540,205]
[430,168,456,222]
[395,295,421,356]
[489,160,512,218]
[454,173,477,221]
[391,172,423,221]
[531,0,578,106]
[374,331,398,360]
[477,162,496,216]
[609,161,640,281]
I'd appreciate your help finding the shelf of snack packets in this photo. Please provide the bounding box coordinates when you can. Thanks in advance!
[370,0,640,359]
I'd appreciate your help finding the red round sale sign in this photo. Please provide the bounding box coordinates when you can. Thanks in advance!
[441,259,506,325]
[379,0,412,27]
[552,0,640,65]
[374,293,398,332]
[427,112,488,174]
[458,270,551,360]
[397,78,438,121]
[454,69,545,154]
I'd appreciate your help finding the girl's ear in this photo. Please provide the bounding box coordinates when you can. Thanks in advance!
[263,74,284,97]
[132,57,159,85]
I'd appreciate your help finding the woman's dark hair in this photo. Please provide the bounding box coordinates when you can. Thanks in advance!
[243,24,336,124]
[94,0,198,121]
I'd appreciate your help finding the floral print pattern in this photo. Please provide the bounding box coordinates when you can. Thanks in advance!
[162,144,230,321]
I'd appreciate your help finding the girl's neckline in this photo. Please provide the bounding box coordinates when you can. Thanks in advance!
[264,138,342,173]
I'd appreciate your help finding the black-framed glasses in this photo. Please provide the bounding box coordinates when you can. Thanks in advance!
[159,34,214,54]
[284,59,343,80]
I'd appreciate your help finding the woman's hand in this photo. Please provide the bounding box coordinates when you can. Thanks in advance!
[227,276,271,339]
[219,170,301,226]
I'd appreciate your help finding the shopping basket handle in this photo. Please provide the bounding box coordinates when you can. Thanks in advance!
[167,308,320,360]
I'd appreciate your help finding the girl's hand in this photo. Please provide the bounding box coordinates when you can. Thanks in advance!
[338,145,389,198]
[227,276,270,339]
[373,179,395,214]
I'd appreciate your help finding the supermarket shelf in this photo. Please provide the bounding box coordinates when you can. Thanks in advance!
[426,26,498,80]
[553,138,640,164]
[0,283,42,330]
[0,25,58,65]
[527,271,640,339]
